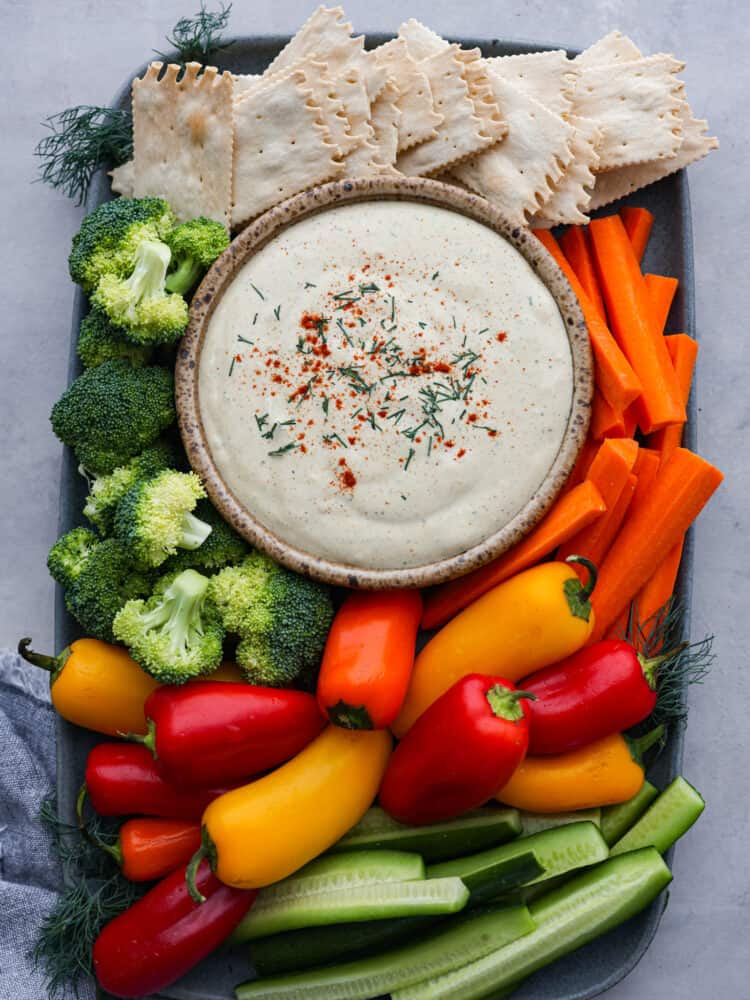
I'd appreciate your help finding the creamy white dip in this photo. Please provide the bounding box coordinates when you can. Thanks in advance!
[198,201,573,570]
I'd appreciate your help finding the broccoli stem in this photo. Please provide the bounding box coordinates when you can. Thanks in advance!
[165,257,202,296]
[140,569,210,656]
[180,511,213,550]
[122,240,172,323]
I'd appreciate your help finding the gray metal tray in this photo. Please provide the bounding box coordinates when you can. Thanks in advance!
[55,33,697,1000]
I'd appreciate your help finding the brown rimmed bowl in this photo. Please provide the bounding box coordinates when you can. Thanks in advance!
[176,175,592,589]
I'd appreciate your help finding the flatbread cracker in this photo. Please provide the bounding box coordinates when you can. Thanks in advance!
[233,73,261,100]
[264,5,386,101]
[372,38,443,151]
[455,49,508,145]
[334,68,396,175]
[575,31,643,68]
[530,115,603,226]
[369,81,402,167]
[453,73,575,228]
[231,70,343,227]
[486,50,579,118]
[396,46,498,177]
[132,62,234,227]
[398,18,448,60]
[294,60,361,157]
[589,106,718,209]
[109,159,135,198]
[575,55,685,170]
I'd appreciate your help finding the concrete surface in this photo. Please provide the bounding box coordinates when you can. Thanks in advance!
[1,1,747,997]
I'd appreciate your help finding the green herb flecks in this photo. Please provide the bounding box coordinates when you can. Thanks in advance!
[359,282,381,295]
[237,335,254,345]
[431,271,440,282]
[273,304,282,321]
[228,357,236,376]
[403,448,415,471]
[250,283,265,301]
[268,442,299,457]
[304,281,317,289]
[323,433,348,449]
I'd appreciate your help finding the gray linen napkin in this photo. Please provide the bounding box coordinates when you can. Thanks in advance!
[0,648,95,1000]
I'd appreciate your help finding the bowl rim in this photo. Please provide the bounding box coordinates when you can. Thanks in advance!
[175,175,592,589]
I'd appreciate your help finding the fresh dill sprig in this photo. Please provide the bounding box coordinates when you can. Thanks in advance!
[34,106,133,205]
[158,2,233,65]
[31,797,145,999]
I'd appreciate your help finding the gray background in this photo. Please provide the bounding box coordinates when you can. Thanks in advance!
[1,1,747,997]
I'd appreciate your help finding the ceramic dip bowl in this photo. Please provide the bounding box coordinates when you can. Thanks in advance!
[176,176,592,589]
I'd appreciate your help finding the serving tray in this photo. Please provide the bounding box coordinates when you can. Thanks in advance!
[55,33,697,1000]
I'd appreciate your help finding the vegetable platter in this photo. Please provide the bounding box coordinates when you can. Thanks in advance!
[31,9,721,1000]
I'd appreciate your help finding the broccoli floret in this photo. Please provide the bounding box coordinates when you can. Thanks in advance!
[77,307,153,369]
[69,196,175,293]
[50,359,175,474]
[47,526,99,588]
[114,470,210,567]
[82,442,178,535]
[93,239,189,345]
[63,537,153,642]
[209,552,334,688]
[113,568,225,683]
[164,217,230,295]
[162,500,249,573]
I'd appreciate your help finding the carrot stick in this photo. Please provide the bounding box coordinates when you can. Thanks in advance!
[620,206,654,263]
[591,390,627,440]
[567,473,638,578]
[589,215,685,433]
[644,274,678,335]
[559,226,607,322]
[648,334,699,465]
[558,439,638,572]
[632,446,661,495]
[637,539,685,624]
[560,436,600,496]
[421,480,607,630]
[534,229,642,412]
[589,447,723,641]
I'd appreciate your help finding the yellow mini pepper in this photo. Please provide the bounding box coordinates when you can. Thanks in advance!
[393,558,597,737]
[494,729,663,813]
[19,636,158,736]
[189,725,392,899]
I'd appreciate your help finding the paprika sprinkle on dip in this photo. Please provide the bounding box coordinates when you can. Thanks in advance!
[199,201,573,570]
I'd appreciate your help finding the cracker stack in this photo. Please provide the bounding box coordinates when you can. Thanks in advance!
[111,7,717,231]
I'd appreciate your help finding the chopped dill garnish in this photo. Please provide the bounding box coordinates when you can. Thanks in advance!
[336,317,354,346]
[323,432,348,448]
[359,282,381,294]
[268,442,299,457]
[427,436,433,456]
[418,322,428,330]
[304,281,317,289]
[273,304,282,321]
[387,408,406,425]
[228,357,236,376]
[390,295,396,322]
[253,313,258,325]
[255,413,269,433]
[431,271,440,281]
[403,447,415,471]
[322,396,330,416]
[237,335,254,345]
[478,327,489,335]
[250,283,265,300]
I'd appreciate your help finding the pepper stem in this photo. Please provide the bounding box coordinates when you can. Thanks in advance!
[186,844,208,904]
[119,717,157,757]
[565,556,598,600]
[326,701,373,730]
[638,643,691,690]
[18,637,70,680]
[485,685,537,722]
[631,724,666,761]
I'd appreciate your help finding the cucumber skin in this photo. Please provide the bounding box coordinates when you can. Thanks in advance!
[236,877,469,942]
[519,809,601,837]
[236,904,534,1000]
[428,821,608,888]
[393,848,672,1000]
[331,807,522,862]
[601,782,659,846]
[250,853,543,975]
[609,777,705,857]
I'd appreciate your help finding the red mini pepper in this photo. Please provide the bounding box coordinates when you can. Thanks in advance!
[94,818,202,882]
[84,744,237,819]
[522,639,682,755]
[378,674,533,825]
[93,859,255,998]
[317,590,422,729]
[133,682,325,786]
